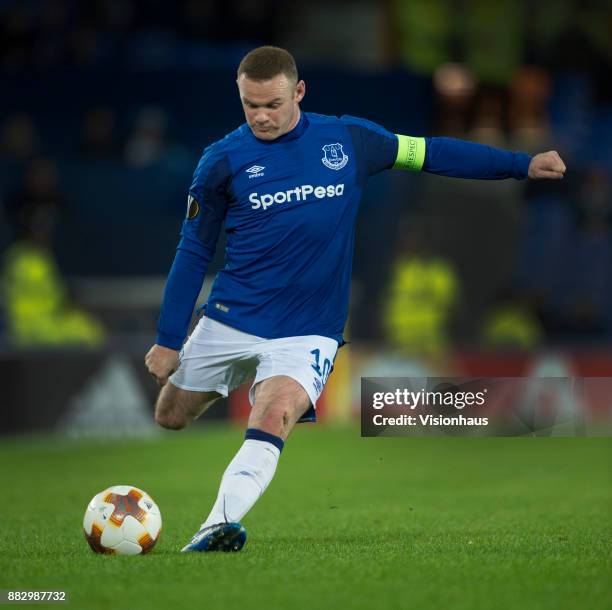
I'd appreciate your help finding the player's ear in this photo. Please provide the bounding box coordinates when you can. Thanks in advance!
[236,74,246,95]
[295,80,305,103]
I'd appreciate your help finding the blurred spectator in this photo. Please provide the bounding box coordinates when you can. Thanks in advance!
[124,106,168,168]
[432,62,476,138]
[460,1,524,87]
[547,4,612,103]
[80,106,120,158]
[0,113,40,162]
[384,224,459,358]
[389,0,523,86]
[4,158,65,238]
[388,0,453,75]
[467,85,508,147]
[509,66,553,152]
[480,291,544,349]
[1,157,105,348]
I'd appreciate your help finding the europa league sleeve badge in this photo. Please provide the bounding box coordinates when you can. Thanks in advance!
[187,194,200,220]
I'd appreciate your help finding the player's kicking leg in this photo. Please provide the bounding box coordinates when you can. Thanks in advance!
[180,375,311,553]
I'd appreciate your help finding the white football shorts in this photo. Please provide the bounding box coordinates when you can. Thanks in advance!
[169,316,339,422]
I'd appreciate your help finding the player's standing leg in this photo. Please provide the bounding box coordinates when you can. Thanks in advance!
[180,375,311,552]
[200,375,309,523]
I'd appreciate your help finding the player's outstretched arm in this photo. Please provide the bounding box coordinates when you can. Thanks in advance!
[527,151,566,179]
[145,344,180,387]
[393,135,567,181]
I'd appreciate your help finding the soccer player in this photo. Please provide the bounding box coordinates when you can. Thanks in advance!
[144,46,566,552]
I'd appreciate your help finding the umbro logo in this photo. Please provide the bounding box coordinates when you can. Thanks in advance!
[246,165,265,179]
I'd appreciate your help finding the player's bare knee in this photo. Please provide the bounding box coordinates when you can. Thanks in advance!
[154,393,188,430]
[154,408,189,430]
[153,383,218,430]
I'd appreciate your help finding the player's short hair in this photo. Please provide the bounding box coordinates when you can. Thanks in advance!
[237,46,298,84]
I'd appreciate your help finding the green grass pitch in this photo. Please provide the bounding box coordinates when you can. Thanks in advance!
[1,425,610,610]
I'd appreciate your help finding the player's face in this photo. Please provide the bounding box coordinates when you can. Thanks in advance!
[237,74,305,141]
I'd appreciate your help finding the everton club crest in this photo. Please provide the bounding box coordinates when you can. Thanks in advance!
[321,143,349,170]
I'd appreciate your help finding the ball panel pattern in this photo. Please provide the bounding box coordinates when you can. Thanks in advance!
[112,540,141,556]
[84,523,114,554]
[83,485,162,555]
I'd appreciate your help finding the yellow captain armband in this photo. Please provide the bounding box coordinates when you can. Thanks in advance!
[393,135,426,171]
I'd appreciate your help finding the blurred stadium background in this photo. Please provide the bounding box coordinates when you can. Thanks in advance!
[2,0,612,436]
[2,4,611,609]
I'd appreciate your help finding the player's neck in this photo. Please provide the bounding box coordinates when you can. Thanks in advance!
[281,108,301,137]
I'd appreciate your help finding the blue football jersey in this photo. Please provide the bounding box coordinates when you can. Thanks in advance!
[157,112,398,348]
[156,112,531,349]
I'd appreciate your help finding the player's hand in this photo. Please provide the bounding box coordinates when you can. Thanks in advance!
[528,151,566,180]
[145,344,179,387]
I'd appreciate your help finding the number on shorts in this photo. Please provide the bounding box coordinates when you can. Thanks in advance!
[310,349,332,384]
